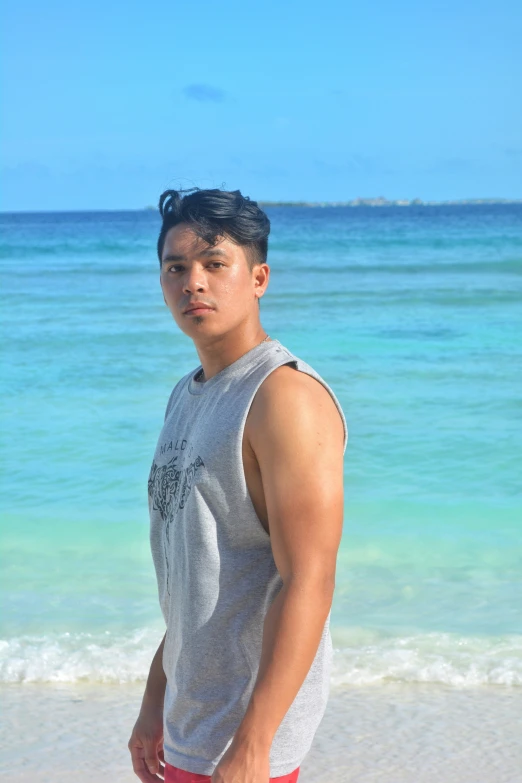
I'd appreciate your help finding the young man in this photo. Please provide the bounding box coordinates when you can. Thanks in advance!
[128,187,348,783]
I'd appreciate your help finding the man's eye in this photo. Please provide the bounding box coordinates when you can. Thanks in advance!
[210,262,224,268]
[168,265,183,272]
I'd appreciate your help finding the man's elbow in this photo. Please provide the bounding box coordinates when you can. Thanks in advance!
[286,565,336,603]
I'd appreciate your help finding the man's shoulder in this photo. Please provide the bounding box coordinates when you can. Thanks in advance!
[163,368,194,418]
[259,361,326,400]
[246,361,343,443]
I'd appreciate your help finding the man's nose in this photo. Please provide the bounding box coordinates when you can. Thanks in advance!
[183,266,207,293]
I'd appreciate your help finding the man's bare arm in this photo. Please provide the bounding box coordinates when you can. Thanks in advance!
[142,631,167,708]
[128,631,167,782]
[212,366,345,780]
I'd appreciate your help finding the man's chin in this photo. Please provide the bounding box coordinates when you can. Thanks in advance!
[180,321,223,341]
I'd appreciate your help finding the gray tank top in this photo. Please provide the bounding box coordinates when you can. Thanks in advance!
[148,338,348,777]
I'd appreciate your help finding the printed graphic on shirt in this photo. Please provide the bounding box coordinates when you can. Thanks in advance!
[148,450,204,595]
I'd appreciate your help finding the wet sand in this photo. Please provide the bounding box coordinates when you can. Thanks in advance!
[1,681,521,782]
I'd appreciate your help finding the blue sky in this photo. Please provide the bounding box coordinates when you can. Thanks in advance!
[2,0,521,210]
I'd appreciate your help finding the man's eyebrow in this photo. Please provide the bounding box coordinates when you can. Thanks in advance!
[200,248,227,257]
[161,248,228,264]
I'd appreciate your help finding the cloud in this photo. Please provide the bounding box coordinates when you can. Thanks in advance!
[436,157,475,173]
[183,84,226,103]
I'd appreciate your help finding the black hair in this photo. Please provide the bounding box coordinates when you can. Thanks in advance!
[157,187,271,270]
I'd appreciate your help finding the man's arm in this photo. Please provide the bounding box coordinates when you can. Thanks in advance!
[212,366,345,782]
[141,631,167,709]
[128,631,167,782]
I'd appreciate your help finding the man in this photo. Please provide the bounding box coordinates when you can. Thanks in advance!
[128,187,347,783]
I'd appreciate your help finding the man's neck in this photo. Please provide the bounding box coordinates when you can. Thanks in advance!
[194,332,271,383]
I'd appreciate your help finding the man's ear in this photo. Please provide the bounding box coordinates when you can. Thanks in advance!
[253,263,270,299]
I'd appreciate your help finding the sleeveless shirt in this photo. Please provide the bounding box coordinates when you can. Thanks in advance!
[148,338,348,777]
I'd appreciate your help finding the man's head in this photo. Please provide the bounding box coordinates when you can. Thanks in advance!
[157,187,270,270]
[157,187,271,342]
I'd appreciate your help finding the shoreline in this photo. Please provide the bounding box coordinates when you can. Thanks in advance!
[2,681,521,782]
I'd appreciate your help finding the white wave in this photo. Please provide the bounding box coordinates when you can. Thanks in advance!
[331,629,522,687]
[0,627,163,683]
[1,626,521,686]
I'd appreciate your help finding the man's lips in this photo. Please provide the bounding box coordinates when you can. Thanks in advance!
[183,303,215,315]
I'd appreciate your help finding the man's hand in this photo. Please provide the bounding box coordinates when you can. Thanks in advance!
[211,734,270,783]
[128,703,165,782]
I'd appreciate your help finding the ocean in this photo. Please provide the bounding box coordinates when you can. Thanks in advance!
[1,204,521,689]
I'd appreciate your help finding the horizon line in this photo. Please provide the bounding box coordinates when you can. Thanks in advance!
[1,197,522,215]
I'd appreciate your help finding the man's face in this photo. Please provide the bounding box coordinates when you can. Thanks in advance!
[159,223,269,340]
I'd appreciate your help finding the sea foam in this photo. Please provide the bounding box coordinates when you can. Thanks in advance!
[1,627,521,686]
[331,629,522,687]
[0,627,162,684]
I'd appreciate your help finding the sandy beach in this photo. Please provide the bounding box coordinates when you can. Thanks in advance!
[1,681,521,782]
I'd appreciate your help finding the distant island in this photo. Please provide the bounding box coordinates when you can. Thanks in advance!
[257,197,522,208]
[144,197,521,210]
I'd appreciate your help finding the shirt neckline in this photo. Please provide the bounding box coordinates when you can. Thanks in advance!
[187,338,282,396]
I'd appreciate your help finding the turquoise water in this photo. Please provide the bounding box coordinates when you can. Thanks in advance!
[1,205,521,685]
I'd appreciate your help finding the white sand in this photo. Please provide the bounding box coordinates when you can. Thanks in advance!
[1,681,521,782]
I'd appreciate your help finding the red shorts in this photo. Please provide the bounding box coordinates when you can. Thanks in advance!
[164,761,300,782]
